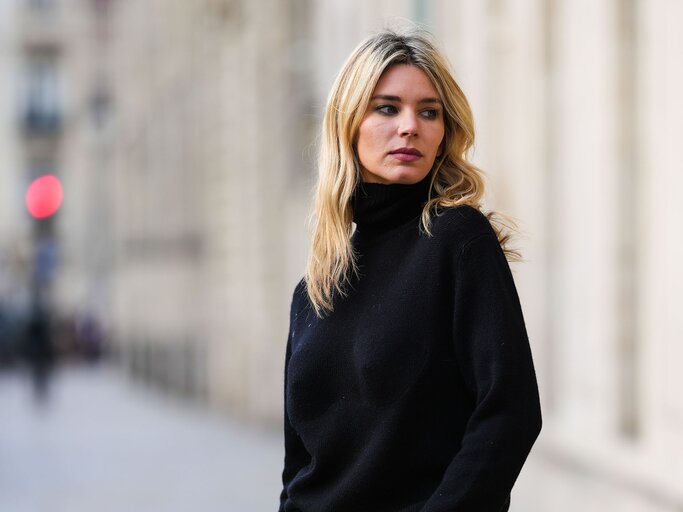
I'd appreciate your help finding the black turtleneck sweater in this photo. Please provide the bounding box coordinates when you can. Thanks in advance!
[279,174,542,512]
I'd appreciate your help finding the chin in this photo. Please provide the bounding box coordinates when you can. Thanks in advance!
[362,166,431,185]
[386,168,430,185]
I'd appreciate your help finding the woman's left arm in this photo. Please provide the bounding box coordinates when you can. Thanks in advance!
[421,233,543,512]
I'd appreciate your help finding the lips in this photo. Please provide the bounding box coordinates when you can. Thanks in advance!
[389,147,423,156]
[389,147,422,162]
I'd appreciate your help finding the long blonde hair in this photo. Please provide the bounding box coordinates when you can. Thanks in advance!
[305,28,521,317]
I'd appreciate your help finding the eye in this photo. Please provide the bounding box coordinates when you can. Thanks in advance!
[420,108,440,119]
[375,104,398,115]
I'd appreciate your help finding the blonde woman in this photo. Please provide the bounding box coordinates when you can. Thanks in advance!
[279,28,542,512]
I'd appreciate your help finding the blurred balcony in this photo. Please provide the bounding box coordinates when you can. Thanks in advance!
[21,107,62,136]
[19,106,63,161]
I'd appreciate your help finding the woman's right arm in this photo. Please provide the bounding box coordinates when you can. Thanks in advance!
[279,287,312,511]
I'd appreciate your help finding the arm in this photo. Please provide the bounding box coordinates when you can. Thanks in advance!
[421,234,543,512]
[279,298,312,511]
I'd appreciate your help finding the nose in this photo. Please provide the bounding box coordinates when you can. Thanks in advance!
[398,111,418,137]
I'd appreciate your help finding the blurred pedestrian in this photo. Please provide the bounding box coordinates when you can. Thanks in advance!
[23,301,55,406]
[75,312,106,363]
[279,28,542,512]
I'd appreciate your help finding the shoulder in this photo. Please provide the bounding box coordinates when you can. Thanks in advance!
[292,276,306,297]
[289,277,307,308]
[289,277,313,322]
[429,204,498,248]
[431,207,516,290]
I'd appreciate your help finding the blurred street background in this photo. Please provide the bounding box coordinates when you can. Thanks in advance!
[0,363,283,512]
[1,0,682,511]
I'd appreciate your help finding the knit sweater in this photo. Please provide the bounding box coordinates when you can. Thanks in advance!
[279,173,542,512]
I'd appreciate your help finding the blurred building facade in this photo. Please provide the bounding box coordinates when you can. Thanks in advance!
[107,0,314,420]
[53,0,116,354]
[0,0,115,363]
[2,0,682,510]
[1,0,65,363]
[0,0,30,365]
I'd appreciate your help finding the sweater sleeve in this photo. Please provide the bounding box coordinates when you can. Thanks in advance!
[279,301,312,511]
[421,234,543,512]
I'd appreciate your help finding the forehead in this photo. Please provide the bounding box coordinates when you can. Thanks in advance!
[372,64,439,98]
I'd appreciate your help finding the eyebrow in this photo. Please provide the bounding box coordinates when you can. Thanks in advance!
[371,94,442,105]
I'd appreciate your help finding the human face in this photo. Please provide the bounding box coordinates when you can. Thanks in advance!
[356,64,445,184]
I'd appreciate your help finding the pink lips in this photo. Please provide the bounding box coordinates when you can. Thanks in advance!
[389,147,422,162]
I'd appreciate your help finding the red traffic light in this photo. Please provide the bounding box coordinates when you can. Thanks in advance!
[26,175,64,219]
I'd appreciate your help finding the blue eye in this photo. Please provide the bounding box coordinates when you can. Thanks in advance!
[375,105,398,115]
[421,109,440,119]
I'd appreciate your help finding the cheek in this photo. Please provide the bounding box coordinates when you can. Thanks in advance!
[428,126,446,155]
[357,121,387,160]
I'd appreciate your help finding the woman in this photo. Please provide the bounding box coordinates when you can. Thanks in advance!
[280,28,542,512]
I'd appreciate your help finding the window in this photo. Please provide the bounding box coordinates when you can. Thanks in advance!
[22,57,60,133]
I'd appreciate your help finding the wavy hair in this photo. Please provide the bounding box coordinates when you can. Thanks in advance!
[304,28,522,317]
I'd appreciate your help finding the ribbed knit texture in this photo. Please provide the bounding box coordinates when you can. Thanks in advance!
[279,175,542,512]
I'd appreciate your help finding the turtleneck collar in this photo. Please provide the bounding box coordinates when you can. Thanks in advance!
[351,173,433,234]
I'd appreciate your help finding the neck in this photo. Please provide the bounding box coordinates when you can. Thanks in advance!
[351,173,433,234]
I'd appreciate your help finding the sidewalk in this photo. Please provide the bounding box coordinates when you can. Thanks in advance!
[2,361,631,512]
[0,363,283,512]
